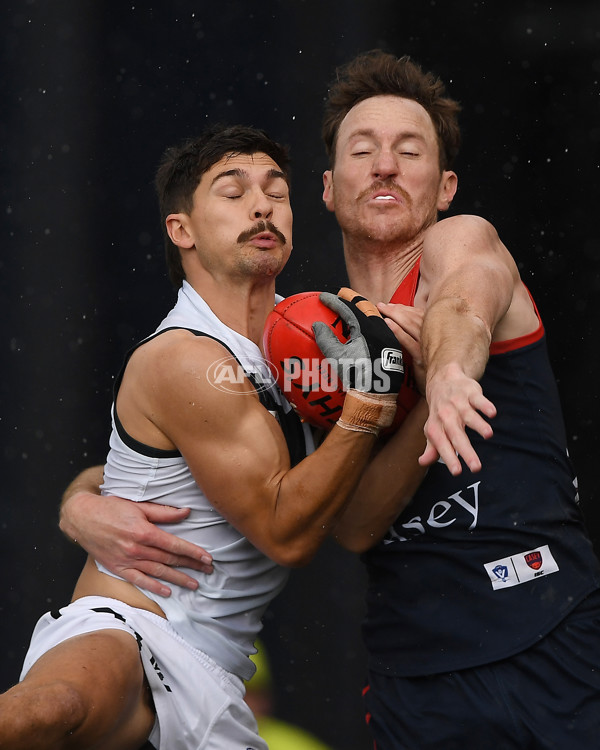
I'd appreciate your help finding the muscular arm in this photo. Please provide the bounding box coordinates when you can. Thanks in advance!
[415,214,538,475]
[141,333,380,567]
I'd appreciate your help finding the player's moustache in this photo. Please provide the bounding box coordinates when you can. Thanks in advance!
[237,221,287,245]
[358,180,411,204]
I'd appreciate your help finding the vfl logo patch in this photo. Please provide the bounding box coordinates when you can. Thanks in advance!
[491,564,509,582]
[484,545,559,590]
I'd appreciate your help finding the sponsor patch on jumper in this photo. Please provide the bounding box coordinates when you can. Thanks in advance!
[484,544,559,590]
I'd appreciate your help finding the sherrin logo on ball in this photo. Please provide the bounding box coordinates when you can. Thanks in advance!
[263,291,421,432]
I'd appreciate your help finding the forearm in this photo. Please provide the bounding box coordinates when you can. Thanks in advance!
[422,297,492,387]
[279,427,376,557]
[59,465,104,542]
[418,296,498,475]
[267,426,381,565]
[62,465,103,505]
[332,398,429,552]
[246,391,399,566]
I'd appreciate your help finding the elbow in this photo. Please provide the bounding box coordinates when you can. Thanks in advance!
[330,515,384,553]
[333,532,378,555]
[268,540,319,568]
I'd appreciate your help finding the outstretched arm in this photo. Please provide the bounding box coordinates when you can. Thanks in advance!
[60,466,214,597]
[412,215,539,475]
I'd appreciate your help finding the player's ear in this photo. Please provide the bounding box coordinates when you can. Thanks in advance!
[437,171,458,212]
[166,213,195,249]
[322,170,335,213]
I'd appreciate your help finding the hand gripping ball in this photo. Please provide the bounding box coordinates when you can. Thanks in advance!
[263,292,421,432]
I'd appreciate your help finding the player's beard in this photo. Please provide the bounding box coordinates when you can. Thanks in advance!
[234,242,290,279]
[338,190,439,249]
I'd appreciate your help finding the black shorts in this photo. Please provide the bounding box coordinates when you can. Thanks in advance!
[363,590,600,750]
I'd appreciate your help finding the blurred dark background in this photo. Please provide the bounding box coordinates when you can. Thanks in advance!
[1,1,599,747]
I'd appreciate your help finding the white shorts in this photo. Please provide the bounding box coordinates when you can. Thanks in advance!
[20,596,267,750]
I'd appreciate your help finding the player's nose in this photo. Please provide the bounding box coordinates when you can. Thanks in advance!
[372,149,400,180]
[250,189,273,220]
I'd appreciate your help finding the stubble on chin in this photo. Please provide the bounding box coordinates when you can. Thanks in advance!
[342,209,418,247]
[235,246,288,278]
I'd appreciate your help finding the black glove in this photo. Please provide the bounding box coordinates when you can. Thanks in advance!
[312,289,405,395]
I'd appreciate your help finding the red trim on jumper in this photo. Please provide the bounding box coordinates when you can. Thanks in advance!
[489,288,544,354]
[389,259,544,355]
[361,684,377,749]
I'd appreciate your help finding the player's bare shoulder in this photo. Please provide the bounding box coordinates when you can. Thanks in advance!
[424,215,506,260]
[115,331,235,449]
[422,215,539,340]
[128,329,231,391]
[421,215,520,284]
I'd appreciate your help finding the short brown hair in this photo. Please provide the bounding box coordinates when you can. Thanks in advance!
[322,50,461,171]
[155,124,290,288]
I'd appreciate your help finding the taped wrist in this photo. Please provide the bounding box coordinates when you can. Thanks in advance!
[337,389,398,436]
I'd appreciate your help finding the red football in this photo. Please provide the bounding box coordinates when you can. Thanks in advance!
[263,291,421,432]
